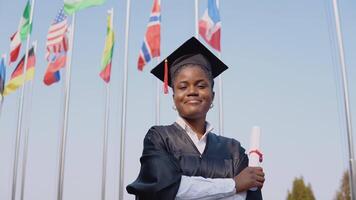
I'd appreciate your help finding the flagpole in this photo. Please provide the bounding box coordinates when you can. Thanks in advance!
[19,40,37,200]
[11,0,35,199]
[57,13,75,200]
[155,57,160,125]
[217,53,223,136]
[331,0,356,199]
[102,82,110,200]
[119,0,131,199]
[195,0,199,37]
[101,8,113,200]
[216,0,223,136]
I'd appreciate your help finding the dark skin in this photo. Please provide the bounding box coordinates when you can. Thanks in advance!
[172,65,265,193]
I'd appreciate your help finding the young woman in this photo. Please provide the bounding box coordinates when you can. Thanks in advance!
[127,37,265,200]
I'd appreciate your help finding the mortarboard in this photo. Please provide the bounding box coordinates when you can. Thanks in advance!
[150,37,228,93]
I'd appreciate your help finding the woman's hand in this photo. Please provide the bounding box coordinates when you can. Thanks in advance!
[234,167,265,193]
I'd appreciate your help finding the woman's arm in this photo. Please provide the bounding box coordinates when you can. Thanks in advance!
[232,144,264,200]
[126,127,182,200]
[176,175,246,200]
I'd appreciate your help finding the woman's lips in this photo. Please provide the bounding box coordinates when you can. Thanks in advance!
[185,99,202,104]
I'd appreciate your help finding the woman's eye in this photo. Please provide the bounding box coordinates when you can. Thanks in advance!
[198,84,207,89]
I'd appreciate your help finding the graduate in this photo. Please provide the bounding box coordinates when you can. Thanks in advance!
[126,37,265,200]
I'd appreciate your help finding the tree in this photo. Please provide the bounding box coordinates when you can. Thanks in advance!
[287,177,316,200]
[335,171,351,200]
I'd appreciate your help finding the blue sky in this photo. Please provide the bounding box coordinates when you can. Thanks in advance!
[1,0,356,199]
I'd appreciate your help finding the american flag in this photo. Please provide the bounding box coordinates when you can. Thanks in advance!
[45,7,68,60]
[199,0,221,52]
[43,7,68,86]
[137,0,161,71]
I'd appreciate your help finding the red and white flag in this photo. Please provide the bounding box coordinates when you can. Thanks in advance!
[10,32,21,64]
[45,7,68,60]
[199,0,221,52]
[137,0,161,71]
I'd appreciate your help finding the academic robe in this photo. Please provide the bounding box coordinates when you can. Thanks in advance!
[126,123,263,200]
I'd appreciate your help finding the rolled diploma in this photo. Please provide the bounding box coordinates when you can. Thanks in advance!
[248,126,261,191]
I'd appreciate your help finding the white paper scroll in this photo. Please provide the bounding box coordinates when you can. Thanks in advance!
[248,126,262,191]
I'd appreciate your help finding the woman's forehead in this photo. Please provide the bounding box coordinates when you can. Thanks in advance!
[173,65,211,81]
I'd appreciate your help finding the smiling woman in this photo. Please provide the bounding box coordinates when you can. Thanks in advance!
[172,63,214,126]
[126,37,265,200]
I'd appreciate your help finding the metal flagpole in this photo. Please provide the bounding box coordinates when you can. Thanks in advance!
[217,53,223,136]
[156,57,160,125]
[195,0,199,37]
[216,0,223,136]
[331,0,356,199]
[101,8,113,200]
[57,13,76,200]
[119,0,131,199]
[155,0,162,125]
[11,0,35,199]
[20,41,37,200]
[101,83,110,200]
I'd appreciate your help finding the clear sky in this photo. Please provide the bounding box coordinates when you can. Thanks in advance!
[1,0,356,199]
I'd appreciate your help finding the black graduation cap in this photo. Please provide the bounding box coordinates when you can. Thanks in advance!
[150,37,228,93]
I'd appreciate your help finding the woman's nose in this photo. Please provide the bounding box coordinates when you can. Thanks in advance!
[187,86,198,96]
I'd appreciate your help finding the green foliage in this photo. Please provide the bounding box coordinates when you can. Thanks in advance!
[286,177,315,200]
[335,171,350,200]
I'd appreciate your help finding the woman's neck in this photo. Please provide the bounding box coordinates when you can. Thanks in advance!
[182,117,206,139]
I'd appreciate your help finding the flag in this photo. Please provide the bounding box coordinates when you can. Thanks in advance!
[9,1,32,64]
[10,32,21,64]
[44,52,66,86]
[199,0,221,52]
[0,55,6,96]
[44,8,69,86]
[137,0,161,71]
[64,0,106,15]
[100,10,114,83]
[4,47,35,96]
[45,7,68,60]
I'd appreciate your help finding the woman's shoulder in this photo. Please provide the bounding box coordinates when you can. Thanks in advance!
[147,123,178,135]
[143,123,184,151]
[144,123,181,140]
[209,133,246,152]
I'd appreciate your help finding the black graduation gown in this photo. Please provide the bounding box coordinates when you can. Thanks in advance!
[126,123,263,200]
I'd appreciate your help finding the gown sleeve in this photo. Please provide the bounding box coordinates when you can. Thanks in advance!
[126,127,182,200]
[231,141,263,200]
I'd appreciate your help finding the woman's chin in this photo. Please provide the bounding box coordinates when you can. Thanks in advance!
[180,111,206,120]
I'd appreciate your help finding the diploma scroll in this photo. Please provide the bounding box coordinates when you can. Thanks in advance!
[248,126,262,191]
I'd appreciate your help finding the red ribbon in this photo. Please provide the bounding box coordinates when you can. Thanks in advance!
[249,149,263,163]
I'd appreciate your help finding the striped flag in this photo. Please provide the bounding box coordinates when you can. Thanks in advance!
[64,0,106,15]
[137,0,161,71]
[0,55,6,97]
[4,47,36,96]
[10,32,21,65]
[199,0,221,52]
[45,7,68,60]
[100,9,114,83]
[9,1,32,64]
[44,8,68,86]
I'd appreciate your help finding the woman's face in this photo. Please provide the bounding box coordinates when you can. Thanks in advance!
[172,65,214,120]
